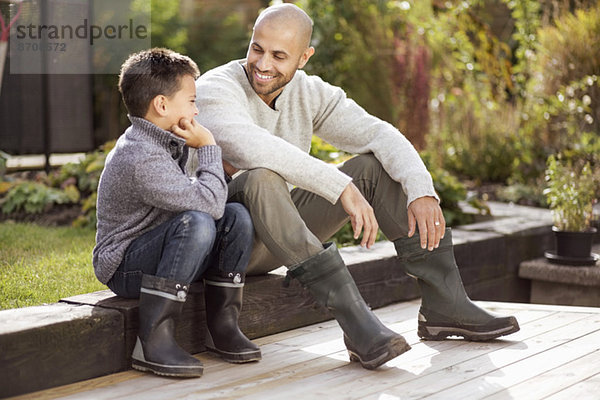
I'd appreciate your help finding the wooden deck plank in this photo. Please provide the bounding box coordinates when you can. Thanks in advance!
[485,350,600,399]
[18,301,420,400]
[411,315,600,399]
[172,308,553,400]
[12,301,600,400]
[113,304,547,400]
[95,303,423,400]
[544,372,600,400]
[238,308,575,400]
[423,324,600,400]
[360,312,600,399]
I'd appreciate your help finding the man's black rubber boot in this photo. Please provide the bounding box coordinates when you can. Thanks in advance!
[204,271,261,363]
[287,243,410,370]
[394,228,520,341]
[132,275,204,378]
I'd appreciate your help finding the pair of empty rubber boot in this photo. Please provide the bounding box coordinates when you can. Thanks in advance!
[131,272,260,378]
[285,228,519,370]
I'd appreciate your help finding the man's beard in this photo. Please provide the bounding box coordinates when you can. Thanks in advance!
[246,64,292,97]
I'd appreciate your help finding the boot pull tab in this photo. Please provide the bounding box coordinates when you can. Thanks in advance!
[228,272,242,284]
[175,284,188,301]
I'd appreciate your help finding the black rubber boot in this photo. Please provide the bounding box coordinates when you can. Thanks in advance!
[286,243,410,369]
[131,275,204,377]
[394,228,520,341]
[204,271,261,363]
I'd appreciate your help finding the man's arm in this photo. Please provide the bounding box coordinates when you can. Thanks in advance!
[311,77,438,207]
[311,77,444,249]
[195,74,351,204]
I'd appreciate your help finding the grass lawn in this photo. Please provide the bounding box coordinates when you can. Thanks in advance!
[0,222,105,310]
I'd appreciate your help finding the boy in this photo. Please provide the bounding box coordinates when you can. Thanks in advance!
[93,48,260,378]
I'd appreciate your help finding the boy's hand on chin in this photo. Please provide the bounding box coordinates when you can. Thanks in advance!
[171,118,216,148]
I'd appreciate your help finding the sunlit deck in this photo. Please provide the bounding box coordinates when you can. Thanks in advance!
[16,300,600,400]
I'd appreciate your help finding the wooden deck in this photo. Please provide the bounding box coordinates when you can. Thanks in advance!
[15,300,600,400]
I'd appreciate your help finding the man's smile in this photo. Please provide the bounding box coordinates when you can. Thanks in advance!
[254,70,276,82]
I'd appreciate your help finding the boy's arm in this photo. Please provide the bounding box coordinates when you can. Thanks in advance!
[171,118,216,149]
[134,144,227,220]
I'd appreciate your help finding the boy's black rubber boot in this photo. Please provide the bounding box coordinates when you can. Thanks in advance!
[204,271,261,363]
[287,243,410,370]
[132,275,204,378]
[394,228,520,341]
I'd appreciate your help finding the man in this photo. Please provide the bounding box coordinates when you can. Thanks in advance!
[193,3,519,370]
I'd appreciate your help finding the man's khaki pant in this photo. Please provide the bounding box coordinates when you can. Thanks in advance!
[227,154,410,275]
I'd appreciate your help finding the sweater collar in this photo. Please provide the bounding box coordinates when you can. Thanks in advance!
[127,116,188,165]
[127,115,186,149]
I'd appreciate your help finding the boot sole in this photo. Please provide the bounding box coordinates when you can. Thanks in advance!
[207,346,262,364]
[132,358,203,378]
[347,336,411,370]
[418,321,520,341]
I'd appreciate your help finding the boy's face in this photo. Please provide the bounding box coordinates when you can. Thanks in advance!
[165,75,198,129]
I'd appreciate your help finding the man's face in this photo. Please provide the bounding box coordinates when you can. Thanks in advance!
[245,20,313,106]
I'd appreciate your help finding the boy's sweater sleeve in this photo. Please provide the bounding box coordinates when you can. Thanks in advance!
[311,78,438,207]
[134,145,227,219]
[196,75,352,205]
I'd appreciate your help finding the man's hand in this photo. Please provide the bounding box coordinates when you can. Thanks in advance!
[339,182,379,248]
[171,118,216,148]
[407,196,445,251]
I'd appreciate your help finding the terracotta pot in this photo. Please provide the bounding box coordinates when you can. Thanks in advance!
[544,226,598,266]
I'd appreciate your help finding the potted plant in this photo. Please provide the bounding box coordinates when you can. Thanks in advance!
[543,154,598,266]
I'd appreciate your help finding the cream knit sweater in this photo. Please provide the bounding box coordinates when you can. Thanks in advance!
[194,59,437,206]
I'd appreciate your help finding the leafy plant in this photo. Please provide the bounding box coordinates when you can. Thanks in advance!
[544,154,596,231]
[0,141,114,227]
[0,181,73,214]
[49,141,115,227]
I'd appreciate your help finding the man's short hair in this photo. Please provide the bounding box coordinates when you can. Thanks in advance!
[118,48,200,118]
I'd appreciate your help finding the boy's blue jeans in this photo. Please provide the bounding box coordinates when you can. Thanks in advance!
[107,203,253,298]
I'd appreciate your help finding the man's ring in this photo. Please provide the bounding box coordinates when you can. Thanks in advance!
[434,221,440,226]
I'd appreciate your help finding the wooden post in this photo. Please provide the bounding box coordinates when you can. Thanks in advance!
[0,0,24,96]
[0,40,6,95]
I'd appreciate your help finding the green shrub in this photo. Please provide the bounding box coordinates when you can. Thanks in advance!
[0,141,114,227]
[0,182,73,214]
[512,3,600,186]
[535,3,600,135]
[431,101,522,183]
[50,141,114,227]
[300,0,397,124]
